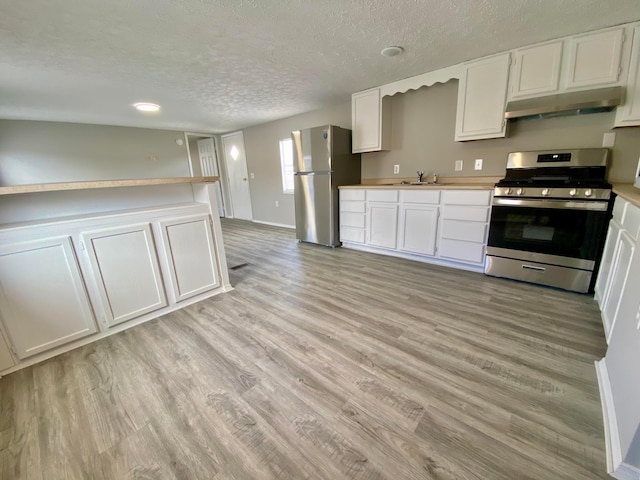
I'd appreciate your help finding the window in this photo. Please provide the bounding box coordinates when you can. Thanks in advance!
[279,138,295,194]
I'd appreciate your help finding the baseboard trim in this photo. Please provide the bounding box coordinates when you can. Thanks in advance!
[616,463,640,480]
[252,220,295,229]
[595,358,624,477]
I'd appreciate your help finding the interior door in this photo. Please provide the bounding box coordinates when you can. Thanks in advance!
[221,132,253,221]
[197,137,225,217]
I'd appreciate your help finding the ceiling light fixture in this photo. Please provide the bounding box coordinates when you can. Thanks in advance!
[380,46,404,57]
[133,102,161,112]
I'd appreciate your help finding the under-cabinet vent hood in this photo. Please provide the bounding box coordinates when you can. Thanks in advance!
[504,86,623,120]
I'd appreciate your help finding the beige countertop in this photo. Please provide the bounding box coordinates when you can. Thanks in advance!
[340,176,499,190]
[613,183,640,208]
[0,176,220,196]
[339,183,495,190]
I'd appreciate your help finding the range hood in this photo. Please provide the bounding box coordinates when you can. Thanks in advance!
[504,86,623,120]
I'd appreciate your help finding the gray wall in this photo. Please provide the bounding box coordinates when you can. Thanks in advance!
[242,102,351,227]
[0,120,191,185]
[362,80,640,183]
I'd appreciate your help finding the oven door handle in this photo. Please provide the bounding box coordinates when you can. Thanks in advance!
[492,198,609,211]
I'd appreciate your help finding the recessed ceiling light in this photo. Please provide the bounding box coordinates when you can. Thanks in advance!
[380,46,404,57]
[133,102,161,112]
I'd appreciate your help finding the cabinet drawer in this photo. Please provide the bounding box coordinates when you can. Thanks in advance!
[439,239,486,264]
[441,220,487,243]
[400,190,441,204]
[340,189,365,201]
[622,201,640,240]
[612,197,626,222]
[340,201,365,213]
[443,190,491,206]
[442,206,490,222]
[340,227,365,244]
[367,189,398,202]
[340,212,366,228]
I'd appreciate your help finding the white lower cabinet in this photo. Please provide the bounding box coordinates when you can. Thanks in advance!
[596,197,640,341]
[159,215,220,303]
[340,187,491,271]
[398,205,438,255]
[0,236,97,359]
[367,204,398,249]
[83,223,167,327]
[0,330,14,371]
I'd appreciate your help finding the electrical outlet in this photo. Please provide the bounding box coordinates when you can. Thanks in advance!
[275,201,279,207]
[455,160,463,171]
[602,132,616,148]
[474,159,483,171]
[250,172,255,179]
[393,164,400,175]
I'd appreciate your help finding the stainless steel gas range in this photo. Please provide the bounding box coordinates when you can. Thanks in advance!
[485,149,613,293]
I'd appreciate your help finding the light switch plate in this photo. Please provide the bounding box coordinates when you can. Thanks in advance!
[474,159,483,171]
[393,164,400,174]
[250,172,255,179]
[455,160,463,171]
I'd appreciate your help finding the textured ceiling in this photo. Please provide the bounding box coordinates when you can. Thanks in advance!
[1,0,639,133]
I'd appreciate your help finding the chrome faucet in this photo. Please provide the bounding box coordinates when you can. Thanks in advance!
[417,171,424,183]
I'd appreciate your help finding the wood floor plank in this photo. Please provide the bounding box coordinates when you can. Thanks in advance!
[0,219,610,479]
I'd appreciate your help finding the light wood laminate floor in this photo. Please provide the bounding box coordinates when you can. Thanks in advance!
[0,219,609,479]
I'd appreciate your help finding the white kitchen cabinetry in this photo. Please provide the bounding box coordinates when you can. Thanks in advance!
[455,53,511,141]
[365,190,399,250]
[615,25,640,126]
[351,88,391,153]
[158,214,220,304]
[340,187,491,272]
[565,28,625,89]
[438,190,491,265]
[83,223,167,328]
[0,236,97,359]
[596,196,640,341]
[339,189,366,244]
[0,330,14,371]
[510,41,563,98]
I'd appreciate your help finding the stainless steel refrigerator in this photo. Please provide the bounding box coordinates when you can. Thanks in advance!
[292,125,361,247]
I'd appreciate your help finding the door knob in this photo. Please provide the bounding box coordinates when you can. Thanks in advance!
[243,178,247,181]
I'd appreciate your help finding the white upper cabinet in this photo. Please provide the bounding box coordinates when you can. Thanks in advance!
[616,25,640,126]
[351,88,391,153]
[510,41,563,99]
[565,27,625,89]
[455,53,511,141]
[83,223,167,327]
[0,236,97,359]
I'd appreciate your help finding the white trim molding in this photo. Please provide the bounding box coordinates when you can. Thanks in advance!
[252,220,295,229]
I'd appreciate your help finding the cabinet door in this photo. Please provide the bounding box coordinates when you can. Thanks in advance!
[367,204,398,249]
[0,236,97,359]
[159,215,220,303]
[455,53,510,141]
[398,205,438,256]
[615,26,640,126]
[352,88,389,153]
[83,223,167,327]
[595,220,622,306]
[565,28,624,89]
[601,230,635,341]
[510,41,563,98]
[0,329,15,371]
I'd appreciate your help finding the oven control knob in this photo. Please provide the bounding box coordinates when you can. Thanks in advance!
[504,188,512,195]
[541,188,550,196]
[516,188,525,196]
[569,188,578,197]
[584,188,593,197]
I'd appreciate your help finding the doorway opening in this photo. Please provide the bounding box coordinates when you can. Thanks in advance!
[184,133,227,218]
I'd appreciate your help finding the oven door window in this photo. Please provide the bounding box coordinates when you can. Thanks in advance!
[488,205,607,260]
